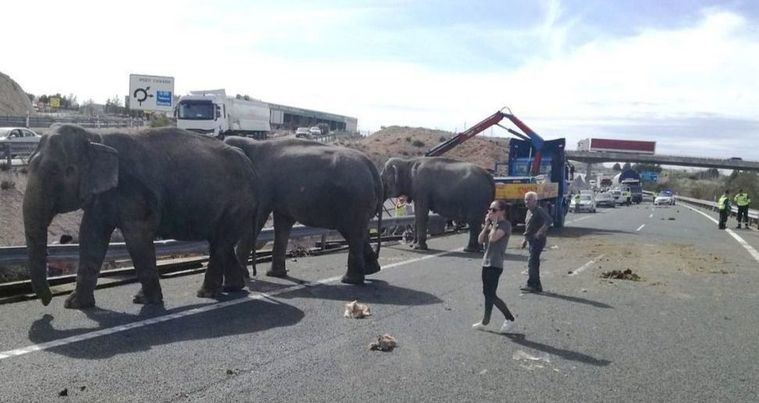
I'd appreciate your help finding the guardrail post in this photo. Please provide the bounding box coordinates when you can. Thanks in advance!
[3,144,11,166]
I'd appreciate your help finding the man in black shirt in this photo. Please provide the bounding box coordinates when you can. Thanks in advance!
[520,191,551,293]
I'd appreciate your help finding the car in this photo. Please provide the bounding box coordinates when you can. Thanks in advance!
[654,190,675,206]
[595,191,616,208]
[570,193,596,213]
[0,127,40,143]
[295,127,311,138]
[308,126,323,136]
[729,157,742,161]
[0,127,41,158]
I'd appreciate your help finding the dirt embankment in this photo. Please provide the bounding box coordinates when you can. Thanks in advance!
[340,126,509,172]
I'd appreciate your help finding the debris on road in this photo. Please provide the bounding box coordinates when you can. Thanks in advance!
[344,300,372,318]
[58,388,68,397]
[512,350,551,370]
[601,269,641,281]
[369,334,397,351]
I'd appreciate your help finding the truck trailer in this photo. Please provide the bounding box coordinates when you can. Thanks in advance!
[578,138,656,154]
[176,89,270,139]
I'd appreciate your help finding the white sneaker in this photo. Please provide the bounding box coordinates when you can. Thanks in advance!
[499,319,514,333]
[472,321,487,331]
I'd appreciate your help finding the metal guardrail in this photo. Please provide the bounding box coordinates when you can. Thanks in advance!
[0,115,144,129]
[1,139,39,165]
[0,214,444,266]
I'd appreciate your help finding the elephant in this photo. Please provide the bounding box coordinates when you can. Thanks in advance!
[223,137,383,284]
[382,157,494,252]
[23,124,258,309]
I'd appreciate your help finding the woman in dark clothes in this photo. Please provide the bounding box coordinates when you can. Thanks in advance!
[472,199,515,333]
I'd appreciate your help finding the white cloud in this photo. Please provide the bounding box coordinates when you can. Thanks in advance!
[2,3,758,158]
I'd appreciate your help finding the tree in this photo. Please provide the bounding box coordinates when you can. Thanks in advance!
[612,163,622,172]
[632,163,662,173]
[622,162,632,170]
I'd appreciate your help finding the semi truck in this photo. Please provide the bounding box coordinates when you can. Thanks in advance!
[176,89,270,139]
[426,108,571,228]
[578,138,656,154]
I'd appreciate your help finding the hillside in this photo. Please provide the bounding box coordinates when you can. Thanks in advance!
[341,126,509,172]
[0,71,33,115]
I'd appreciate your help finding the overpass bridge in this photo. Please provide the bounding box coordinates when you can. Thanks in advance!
[566,150,759,171]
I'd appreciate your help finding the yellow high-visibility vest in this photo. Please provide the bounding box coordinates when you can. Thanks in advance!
[734,193,751,207]
[717,195,729,210]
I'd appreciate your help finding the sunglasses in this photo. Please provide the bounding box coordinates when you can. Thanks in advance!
[488,207,501,212]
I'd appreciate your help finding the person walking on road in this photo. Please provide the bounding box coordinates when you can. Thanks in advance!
[521,191,551,293]
[734,188,751,229]
[472,199,516,333]
[718,190,731,230]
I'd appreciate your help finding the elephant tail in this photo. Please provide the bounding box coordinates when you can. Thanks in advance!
[373,165,384,257]
[375,198,382,256]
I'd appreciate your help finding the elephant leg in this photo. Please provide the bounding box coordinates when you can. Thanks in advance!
[198,240,225,298]
[339,228,366,284]
[64,209,116,309]
[236,212,266,279]
[223,242,245,293]
[363,237,380,275]
[269,212,294,277]
[463,220,483,252]
[120,222,163,305]
[413,201,429,250]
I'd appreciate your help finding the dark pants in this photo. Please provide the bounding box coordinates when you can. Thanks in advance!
[528,237,546,289]
[481,266,513,324]
[719,209,728,229]
[737,206,749,225]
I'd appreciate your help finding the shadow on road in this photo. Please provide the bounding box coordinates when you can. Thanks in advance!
[550,226,631,239]
[498,332,612,367]
[531,291,614,309]
[275,279,443,306]
[27,297,304,360]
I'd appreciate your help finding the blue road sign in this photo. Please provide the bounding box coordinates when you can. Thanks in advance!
[156,91,172,107]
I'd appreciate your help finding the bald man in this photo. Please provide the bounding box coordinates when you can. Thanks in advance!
[520,191,551,293]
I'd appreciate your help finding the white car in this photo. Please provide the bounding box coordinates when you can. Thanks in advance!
[295,127,311,138]
[654,192,675,206]
[570,193,596,213]
[0,127,40,143]
[308,126,322,135]
[610,189,623,205]
[595,191,616,208]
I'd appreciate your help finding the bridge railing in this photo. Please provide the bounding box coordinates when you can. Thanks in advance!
[0,214,444,266]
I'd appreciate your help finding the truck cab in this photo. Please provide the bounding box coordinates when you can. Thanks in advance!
[176,93,227,138]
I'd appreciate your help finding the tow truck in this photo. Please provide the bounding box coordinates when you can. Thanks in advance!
[426,108,572,227]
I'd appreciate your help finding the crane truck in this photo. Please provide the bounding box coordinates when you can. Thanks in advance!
[425,108,571,228]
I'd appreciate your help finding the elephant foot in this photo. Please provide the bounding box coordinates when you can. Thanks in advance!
[64,291,96,309]
[463,246,482,253]
[196,286,222,299]
[341,272,365,285]
[412,243,429,251]
[266,269,288,278]
[132,290,163,305]
[364,259,381,275]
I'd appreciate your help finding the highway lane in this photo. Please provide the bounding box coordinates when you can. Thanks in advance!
[0,205,757,402]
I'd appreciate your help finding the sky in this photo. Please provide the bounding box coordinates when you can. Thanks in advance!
[2,0,759,159]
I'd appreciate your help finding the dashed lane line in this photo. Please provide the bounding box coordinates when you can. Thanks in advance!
[636,224,645,232]
[681,204,759,264]
[568,254,606,276]
[649,213,654,218]
[0,249,459,361]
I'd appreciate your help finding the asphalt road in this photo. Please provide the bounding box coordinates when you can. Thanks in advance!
[1,203,758,402]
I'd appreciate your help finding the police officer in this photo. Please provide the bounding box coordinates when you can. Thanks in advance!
[623,188,632,206]
[734,188,751,229]
[717,190,731,229]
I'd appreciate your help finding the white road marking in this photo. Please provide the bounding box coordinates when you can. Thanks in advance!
[636,224,645,232]
[0,249,458,361]
[649,214,653,218]
[568,254,605,276]
[681,204,759,264]
[567,215,593,224]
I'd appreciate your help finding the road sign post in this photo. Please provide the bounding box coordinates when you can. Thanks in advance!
[128,74,175,112]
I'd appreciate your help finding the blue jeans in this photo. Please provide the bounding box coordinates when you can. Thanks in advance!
[528,237,546,289]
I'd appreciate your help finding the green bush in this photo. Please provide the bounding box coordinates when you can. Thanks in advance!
[411,140,425,147]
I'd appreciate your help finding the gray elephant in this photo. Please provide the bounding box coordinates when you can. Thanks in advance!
[23,125,258,308]
[224,137,383,284]
[382,157,494,251]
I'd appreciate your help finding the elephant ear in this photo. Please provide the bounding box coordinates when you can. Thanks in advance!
[79,142,119,202]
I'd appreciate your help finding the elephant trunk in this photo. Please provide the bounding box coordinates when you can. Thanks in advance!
[23,182,54,306]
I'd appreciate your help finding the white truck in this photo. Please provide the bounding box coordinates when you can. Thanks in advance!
[176,89,270,139]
